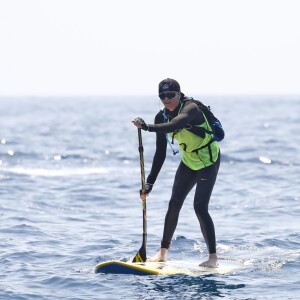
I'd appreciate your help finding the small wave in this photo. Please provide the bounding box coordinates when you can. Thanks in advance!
[216,241,300,274]
[1,167,109,177]
[221,154,299,166]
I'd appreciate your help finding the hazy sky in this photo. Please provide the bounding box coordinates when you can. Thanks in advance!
[1,0,299,96]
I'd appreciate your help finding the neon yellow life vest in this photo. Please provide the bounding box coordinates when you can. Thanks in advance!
[167,107,219,171]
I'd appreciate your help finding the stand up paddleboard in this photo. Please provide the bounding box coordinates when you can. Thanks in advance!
[95,260,242,276]
[96,130,242,276]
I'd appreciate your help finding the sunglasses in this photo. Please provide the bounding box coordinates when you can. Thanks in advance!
[159,92,177,100]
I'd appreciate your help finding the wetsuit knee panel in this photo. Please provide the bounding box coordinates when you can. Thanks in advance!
[193,202,209,215]
[168,196,184,211]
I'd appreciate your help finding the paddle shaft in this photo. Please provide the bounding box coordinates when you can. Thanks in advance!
[132,128,148,262]
[138,128,147,249]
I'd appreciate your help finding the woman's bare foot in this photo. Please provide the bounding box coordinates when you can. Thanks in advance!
[147,248,168,262]
[200,253,219,268]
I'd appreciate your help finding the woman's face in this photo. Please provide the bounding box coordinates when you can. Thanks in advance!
[159,91,181,111]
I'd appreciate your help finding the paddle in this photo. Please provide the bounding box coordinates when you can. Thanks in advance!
[132,128,147,263]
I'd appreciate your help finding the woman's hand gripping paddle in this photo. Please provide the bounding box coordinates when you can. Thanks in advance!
[132,128,147,263]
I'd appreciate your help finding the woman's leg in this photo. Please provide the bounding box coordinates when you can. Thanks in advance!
[194,154,220,267]
[148,162,197,262]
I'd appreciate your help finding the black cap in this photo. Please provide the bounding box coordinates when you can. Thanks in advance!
[158,78,180,94]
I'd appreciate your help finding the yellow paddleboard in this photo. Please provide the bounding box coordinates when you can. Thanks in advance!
[95,260,242,275]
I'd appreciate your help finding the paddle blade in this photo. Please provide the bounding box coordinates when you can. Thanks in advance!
[132,244,146,262]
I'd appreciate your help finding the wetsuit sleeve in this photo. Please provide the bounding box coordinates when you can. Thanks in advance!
[147,102,199,133]
[146,112,167,185]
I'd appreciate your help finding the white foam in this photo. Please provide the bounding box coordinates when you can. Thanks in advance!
[1,167,109,177]
[259,156,272,164]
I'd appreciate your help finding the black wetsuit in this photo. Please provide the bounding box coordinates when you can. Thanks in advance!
[146,99,220,254]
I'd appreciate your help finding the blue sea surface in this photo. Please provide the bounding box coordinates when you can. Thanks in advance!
[0,96,299,299]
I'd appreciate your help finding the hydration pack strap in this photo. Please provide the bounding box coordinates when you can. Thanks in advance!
[192,139,215,163]
[163,108,181,155]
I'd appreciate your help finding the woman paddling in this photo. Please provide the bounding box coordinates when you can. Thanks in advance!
[132,78,221,267]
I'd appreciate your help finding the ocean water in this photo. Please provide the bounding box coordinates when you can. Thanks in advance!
[0,95,299,300]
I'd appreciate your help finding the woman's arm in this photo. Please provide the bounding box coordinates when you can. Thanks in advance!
[148,102,199,133]
[146,113,167,185]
